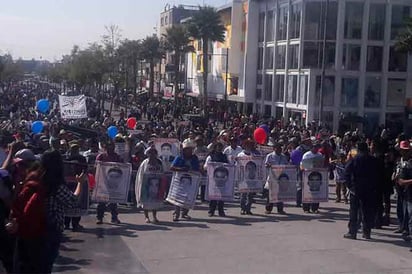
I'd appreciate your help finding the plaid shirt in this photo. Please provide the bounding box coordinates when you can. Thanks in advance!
[48,184,78,232]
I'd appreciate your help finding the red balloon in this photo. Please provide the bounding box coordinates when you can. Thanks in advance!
[127,117,137,129]
[254,128,267,145]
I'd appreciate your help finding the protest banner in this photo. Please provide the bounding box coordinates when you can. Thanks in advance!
[257,145,273,156]
[58,95,88,119]
[236,155,265,193]
[166,172,200,209]
[302,168,329,203]
[268,165,298,203]
[137,173,169,210]
[153,138,180,170]
[206,162,236,201]
[92,161,132,203]
[114,142,130,162]
[64,161,89,216]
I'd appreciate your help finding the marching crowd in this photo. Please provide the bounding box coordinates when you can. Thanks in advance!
[0,80,412,273]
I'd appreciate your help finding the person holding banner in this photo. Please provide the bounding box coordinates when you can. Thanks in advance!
[224,136,242,164]
[204,142,229,217]
[135,146,164,223]
[96,142,123,225]
[170,139,200,222]
[264,143,289,214]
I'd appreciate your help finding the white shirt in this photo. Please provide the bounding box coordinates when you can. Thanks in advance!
[224,146,243,164]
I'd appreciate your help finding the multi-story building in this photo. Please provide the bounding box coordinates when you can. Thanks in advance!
[244,0,412,133]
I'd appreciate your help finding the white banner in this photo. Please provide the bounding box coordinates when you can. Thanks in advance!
[206,162,235,201]
[58,95,88,119]
[236,156,265,193]
[268,165,298,203]
[302,168,329,203]
[166,172,200,209]
[137,173,168,210]
[92,161,132,203]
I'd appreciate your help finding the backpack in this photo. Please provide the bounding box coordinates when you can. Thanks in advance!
[11,176,47,239]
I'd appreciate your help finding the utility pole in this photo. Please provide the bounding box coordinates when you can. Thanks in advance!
[318,0,329,128]
[224,48,229,127]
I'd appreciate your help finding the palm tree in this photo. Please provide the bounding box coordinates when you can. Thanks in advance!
[141,36,164,99]
[187,6,226,117]
[395,17,412,52]
[163,25,194,114]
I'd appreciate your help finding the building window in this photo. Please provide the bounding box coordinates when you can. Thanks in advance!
[266,11,275,42]
[303,42,335,69]
[165,16,168,25]
[364,112,380,137]
[257,74,263,85]
[277,6,288,41]
[387,79,406,107]
[315,76,335,107]
[366,46,383,72]
[323,111,334,129]
[391,6,411,40]
[258,12,265,42]
[342,44,361,71]
[275,45,286,69]
[287,75,298,104]
[161,17,164,26]
[275,75,284,102]
[256,89,262,100]
[344,2,364,39]
[257,47,264,70]
[364,77,381,108]
[304,1,338,40]
[264,75,273,101]
[389,46,408,72]
[265,47,274,69]
[288,44,299,69]
[368,4,386,41]
[264,105,272,117]
[341,78,359,107]
[289,3,301,39]
[299,75,308,105]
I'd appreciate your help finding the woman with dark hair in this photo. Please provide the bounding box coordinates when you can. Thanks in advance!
[42,150,86,273]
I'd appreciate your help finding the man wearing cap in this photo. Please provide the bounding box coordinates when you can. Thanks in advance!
[344,142,381,240]
[394,140,412,246]
[170,139,200,221]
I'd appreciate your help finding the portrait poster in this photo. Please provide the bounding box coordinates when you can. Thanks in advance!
[302,168,329,203]
[138,173,169,210]
[166,172,200,209]
[58,95,88,119]
[236,156,265,193]
[92,161,132,203]
[268,165,298,203]
[153,138,180,170]
[206,162,235,201]
[64,161,89,217]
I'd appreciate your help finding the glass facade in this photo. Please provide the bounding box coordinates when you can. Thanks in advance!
[287,75,298,103]
[288,44,299,69]
[364,77,381,108]
[278,6,288,40]
[315,76,335,107]
[289,3,301,39]
[389,46,408,72]
[342,44,361,71]
[275,45,286,69]
[387,79,406,107]
[266,11,275,42]
[368,4,385,40]
[264,75,273,101]
[366,46,383,72]
[344,2,364,39]
[391,6,411,40]
[265,47,274,69]
[341,78,359,107]
[275,75,285,102]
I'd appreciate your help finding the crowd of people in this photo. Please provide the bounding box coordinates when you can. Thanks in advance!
[0,80,411,273]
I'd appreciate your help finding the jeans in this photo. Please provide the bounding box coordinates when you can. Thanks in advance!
[45,228,62,273]
[397,189,407,231]
[296,189,302,206]
[209,200,224,215]
[348,193,375,236]
[403,200,412,235]
[240,193,254,212]
[97,203,118,220]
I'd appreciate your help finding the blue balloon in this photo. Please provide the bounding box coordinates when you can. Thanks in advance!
[107,126,118,139]
[32,121,44,134]
[37,99,50,114]
[260,124,270,134]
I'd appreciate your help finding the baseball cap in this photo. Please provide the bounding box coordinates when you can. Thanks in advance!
[14,149,37,163]
[400,140,411,150]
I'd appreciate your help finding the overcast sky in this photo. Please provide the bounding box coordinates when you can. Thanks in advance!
[0,0,228,61]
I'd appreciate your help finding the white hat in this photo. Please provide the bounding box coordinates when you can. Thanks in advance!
[182,139,195,149]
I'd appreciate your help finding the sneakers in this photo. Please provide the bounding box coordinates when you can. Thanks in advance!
[343,233,357,240]
[172,216,179,222]
[96,219,103,225]
[240,210,246,215]
[145,218,151,224]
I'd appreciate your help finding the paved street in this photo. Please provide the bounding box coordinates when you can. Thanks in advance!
[54,187,412,274]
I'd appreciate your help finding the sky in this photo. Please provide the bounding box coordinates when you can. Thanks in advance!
[0,0,228,61]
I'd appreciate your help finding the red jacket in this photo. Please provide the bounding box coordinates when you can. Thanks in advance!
[11,172,47,239]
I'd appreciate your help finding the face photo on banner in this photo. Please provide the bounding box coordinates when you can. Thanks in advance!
[302,169,329,203]
[93,161,132,203]
[154,138,180,163]
[237,156,264,193]
[206,163,235,201]
[166,172,200,209]
[269,165,298,203]
[140,173,167,209]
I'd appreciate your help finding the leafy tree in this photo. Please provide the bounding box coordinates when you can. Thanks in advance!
[163,25,194,112]
[396,17,412,52]
[141,35,164,99]
[187,6,226,116]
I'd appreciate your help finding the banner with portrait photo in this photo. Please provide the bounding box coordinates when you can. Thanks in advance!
[64,161,89,217]
[166,172,200,209]
[153,138,180,170]
[138,173,169,210]
[92,161,132,203]
[268,165,298,203]
[58,95,88,119]
[206,162,235,201]
[236,156,265,193]
[302,168,329,203]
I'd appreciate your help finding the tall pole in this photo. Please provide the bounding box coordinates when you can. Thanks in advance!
[224,48,229,127]
[318,0,329,128]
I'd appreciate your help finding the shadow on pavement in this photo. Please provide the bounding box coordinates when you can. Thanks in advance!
[53,255,92,273]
